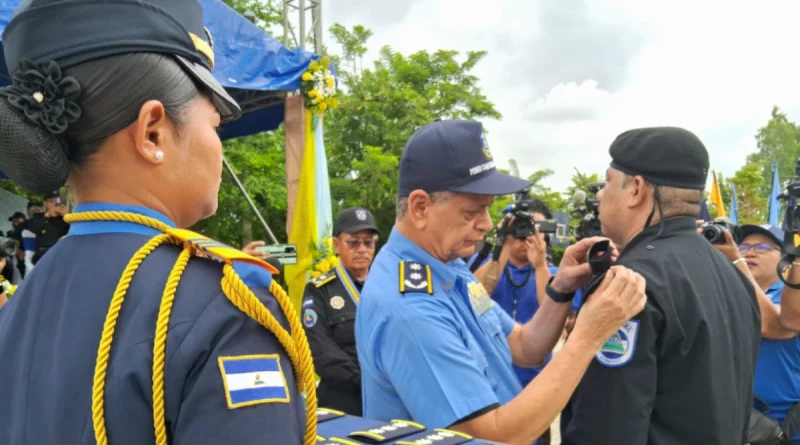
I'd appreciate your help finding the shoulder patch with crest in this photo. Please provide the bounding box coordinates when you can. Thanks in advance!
[399,260,433,294]
[595,320,640,367]
[313,270,336,288]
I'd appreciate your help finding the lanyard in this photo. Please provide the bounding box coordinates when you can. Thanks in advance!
[335,262,361,305]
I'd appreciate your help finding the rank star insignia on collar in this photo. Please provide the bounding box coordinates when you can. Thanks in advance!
[399,261,433,294]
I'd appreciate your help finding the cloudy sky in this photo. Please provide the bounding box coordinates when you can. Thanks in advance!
[319,0,800,192]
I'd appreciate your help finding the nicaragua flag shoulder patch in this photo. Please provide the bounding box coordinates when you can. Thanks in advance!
[218,354,290,409]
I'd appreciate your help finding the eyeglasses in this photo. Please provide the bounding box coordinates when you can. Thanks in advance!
[738,243,778,255]
[344,239,376,250]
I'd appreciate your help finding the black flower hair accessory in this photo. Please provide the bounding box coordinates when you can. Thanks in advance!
[0,58,81,135]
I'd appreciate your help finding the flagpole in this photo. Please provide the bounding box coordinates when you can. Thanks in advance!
[222,156,280,245]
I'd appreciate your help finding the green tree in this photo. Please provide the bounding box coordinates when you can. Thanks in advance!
[748,106,800,196]
[527,168,568,213]
[222,0,282,35]
[727,163,767,224]
[325,24,502,237]
[328,24,372,77]
[192,129,288,247]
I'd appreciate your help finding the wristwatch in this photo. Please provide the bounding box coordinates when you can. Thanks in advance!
[545,276,575,303]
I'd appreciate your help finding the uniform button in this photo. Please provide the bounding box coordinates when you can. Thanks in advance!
[646,245,655,250]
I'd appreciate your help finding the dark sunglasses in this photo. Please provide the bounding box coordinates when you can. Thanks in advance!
[344,239,376,250]
[738,243,778,255]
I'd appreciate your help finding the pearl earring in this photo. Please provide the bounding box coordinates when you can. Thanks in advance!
[154,151,164,161]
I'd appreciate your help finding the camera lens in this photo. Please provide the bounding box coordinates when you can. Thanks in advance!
[701,225,724,244]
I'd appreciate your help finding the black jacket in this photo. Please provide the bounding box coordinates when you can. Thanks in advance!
[562,217,761,445]
[302,266,363,416]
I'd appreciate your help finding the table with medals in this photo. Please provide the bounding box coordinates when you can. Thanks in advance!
[316,408,507,445]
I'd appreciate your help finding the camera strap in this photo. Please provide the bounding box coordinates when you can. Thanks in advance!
[777,255,800,289]
[778,231,800,289]
[469,241,493,273]
[502,265,532,289]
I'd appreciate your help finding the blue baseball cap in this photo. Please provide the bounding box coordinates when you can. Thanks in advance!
[741,224,785,249]
[398,119,532,197]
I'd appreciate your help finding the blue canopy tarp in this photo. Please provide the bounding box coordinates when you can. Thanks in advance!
[0,0,316,140]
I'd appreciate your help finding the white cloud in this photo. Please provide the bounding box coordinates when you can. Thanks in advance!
[322,0,800,193]
[526,80,612,122]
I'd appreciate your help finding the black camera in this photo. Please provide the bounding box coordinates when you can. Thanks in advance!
[701,217,743,245]
[0,237,16,258]
[572,182,605,241]
[775,160,800,288]
[503,189,558,239]
[779,160,800,235]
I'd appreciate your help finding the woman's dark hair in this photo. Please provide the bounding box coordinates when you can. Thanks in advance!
[0,53,201,194]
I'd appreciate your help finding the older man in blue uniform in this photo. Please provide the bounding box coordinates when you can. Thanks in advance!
[356,119,648,445]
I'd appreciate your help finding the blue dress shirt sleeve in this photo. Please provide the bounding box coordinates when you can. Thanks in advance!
[376,297,501,428]
[491,302,516,337]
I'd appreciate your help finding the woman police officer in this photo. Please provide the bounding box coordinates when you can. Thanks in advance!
[0,1,315,444]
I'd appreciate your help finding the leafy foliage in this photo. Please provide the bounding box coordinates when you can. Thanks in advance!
[325,24,502,238]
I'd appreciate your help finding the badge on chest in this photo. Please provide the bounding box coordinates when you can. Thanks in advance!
[467,281,493,315]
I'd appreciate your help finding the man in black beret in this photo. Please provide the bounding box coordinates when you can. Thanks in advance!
[561,127,760,445]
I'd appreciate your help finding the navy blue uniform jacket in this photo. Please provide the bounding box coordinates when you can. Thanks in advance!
[0,203,304,444]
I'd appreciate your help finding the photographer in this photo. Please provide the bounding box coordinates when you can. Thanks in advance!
[471,199,581,382]
[704,222,800,441]
[25,191,69,264]
[561,127,760,445]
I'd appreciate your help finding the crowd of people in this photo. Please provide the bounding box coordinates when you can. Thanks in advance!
[0,1,797,445]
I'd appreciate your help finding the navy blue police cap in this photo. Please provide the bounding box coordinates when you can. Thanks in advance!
[398,119,532,197]
[741,224,785,250]
[3,0,241,122]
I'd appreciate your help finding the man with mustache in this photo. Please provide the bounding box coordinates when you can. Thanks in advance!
[302,207,379,416]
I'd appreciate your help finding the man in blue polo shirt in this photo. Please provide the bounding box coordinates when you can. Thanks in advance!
[356,118,648,445]
[709,223,800,440]
[469,198,582,390]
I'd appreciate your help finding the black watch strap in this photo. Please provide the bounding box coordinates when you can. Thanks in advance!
[546,276,575,303]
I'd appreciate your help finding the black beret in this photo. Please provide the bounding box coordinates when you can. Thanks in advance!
[609,127,709,190]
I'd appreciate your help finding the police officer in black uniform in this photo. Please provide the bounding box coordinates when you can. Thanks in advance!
[26,190,69,264]
[0,1,315,444]
[561,127,760,445]
[303,207,379,416]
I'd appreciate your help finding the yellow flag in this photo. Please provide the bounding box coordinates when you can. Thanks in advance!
[285,110,318,313]
[710,170,726,217]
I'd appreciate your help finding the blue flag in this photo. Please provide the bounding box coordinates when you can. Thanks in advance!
[729,183,739,225]
[768,162,781,226]
[699,201,711,221]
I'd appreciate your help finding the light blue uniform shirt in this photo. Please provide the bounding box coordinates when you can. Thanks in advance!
[754,280,800,438]
[356,228,522,429]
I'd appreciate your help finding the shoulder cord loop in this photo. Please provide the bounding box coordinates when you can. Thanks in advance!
[64,211,317,445]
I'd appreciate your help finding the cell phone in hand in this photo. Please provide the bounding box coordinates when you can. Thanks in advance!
[254,244,298,265]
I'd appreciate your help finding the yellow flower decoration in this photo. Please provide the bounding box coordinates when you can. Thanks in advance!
[300,56,338,116]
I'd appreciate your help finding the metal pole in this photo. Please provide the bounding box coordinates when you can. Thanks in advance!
[222,156,279,245]
[312,0,322,54]
[283,0,290,47]
[298,0,306,49]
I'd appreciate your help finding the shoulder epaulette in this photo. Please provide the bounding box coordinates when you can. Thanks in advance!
[166,228,278,274]
[399,260,433,294]
[313,270,336,288]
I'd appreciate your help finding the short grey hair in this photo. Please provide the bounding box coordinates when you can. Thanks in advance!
[396,191,452,219]
[622,174,703,218]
